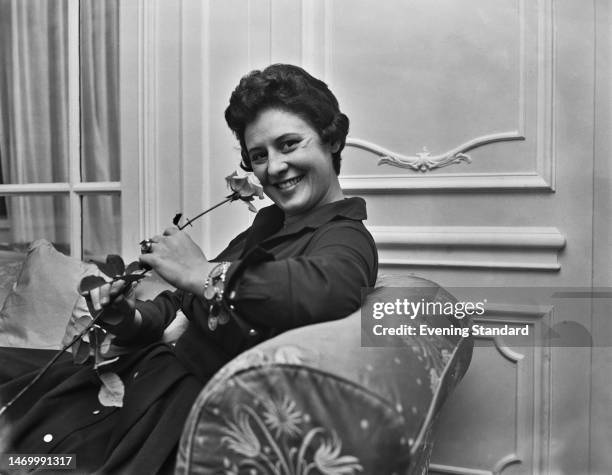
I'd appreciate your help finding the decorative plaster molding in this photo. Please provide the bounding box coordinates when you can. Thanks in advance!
[370,226,566,271]
[430,303,551,474]
[476,305,551,475]
[370,226,565,248]
[427,465,492,475]
[340,173,552,192]
[347,132,524,173]
[493,454,522,474]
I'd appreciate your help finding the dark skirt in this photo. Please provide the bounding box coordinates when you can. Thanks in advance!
[0,344,203,474]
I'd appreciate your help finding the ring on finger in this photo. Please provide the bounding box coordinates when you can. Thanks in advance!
[140,239,154,254]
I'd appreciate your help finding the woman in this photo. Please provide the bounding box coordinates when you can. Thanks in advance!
[1,64,377,474]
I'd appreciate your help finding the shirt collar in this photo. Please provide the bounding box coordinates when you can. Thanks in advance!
[242,197,368,251]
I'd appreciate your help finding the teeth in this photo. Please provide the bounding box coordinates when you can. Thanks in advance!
[276,176,303,190]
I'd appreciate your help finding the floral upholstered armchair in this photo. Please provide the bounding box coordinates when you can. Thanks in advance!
[175,275,473,474]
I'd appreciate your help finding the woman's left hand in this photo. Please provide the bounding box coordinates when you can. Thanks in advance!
[139,227,211,294]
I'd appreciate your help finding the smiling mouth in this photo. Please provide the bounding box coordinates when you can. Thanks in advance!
[274,175,304,190]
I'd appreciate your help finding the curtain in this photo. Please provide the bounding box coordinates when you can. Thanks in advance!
[0,0,120,256]
[0,0,70,248]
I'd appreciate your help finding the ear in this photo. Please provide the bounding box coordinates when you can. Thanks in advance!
[329,141,341,154]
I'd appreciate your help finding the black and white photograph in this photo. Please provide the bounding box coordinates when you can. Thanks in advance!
[0,0,610,473]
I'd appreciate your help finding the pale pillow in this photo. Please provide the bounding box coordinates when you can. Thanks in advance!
[0,239,186,350]
[0,255,26,306]
[0,240,101,349]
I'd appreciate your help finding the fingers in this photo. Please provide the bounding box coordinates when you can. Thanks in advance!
[142,231,184,258]
[144,233,171,254]
[87,280,132,312]
[143,229,181,254]
[88,284,103,311]
[110,279,128,297]
[139,252,155,268]
[148,234,164,252]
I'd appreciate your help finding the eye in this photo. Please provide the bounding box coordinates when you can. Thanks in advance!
[280,139,300,153]
[250,151,268,164]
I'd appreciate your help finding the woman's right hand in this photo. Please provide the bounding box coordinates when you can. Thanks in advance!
[139,227,212,295]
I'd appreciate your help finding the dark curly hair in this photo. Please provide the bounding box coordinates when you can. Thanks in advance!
[225,64,349,175]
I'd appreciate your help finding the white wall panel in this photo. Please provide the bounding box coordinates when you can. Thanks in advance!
[324,0,555,191]
[120,0,609,471]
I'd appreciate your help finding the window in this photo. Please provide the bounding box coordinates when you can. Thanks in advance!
[0,0,121,261]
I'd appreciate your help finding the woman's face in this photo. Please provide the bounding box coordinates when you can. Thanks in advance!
[244,108,343,220]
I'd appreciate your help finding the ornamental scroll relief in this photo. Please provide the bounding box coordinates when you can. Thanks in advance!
[346,132,525,172]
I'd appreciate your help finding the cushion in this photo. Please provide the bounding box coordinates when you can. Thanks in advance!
[0,240,183,350]
[0,240,102,349]
[0,251,27,307]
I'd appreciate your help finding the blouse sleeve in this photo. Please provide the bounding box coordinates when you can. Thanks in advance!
[225,220,378,332]
[110,290,182,346]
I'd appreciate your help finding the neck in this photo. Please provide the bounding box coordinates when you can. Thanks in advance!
[284,192,346,226]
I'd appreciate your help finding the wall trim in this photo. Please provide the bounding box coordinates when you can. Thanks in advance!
[370,226,566,271]
[430,302,552,474]
[341,173,552,192]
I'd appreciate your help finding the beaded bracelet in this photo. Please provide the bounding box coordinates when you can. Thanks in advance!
[203,261,231,331]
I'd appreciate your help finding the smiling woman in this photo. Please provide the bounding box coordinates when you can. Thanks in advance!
[0,64,378,474]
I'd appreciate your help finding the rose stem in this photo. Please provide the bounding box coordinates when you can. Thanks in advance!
[0,311,105,417]
[178,194,236,230]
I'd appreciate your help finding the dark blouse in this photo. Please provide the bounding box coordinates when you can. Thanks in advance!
[134,196,378,382]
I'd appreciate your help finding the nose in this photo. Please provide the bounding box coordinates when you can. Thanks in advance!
[266,151,289,177]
